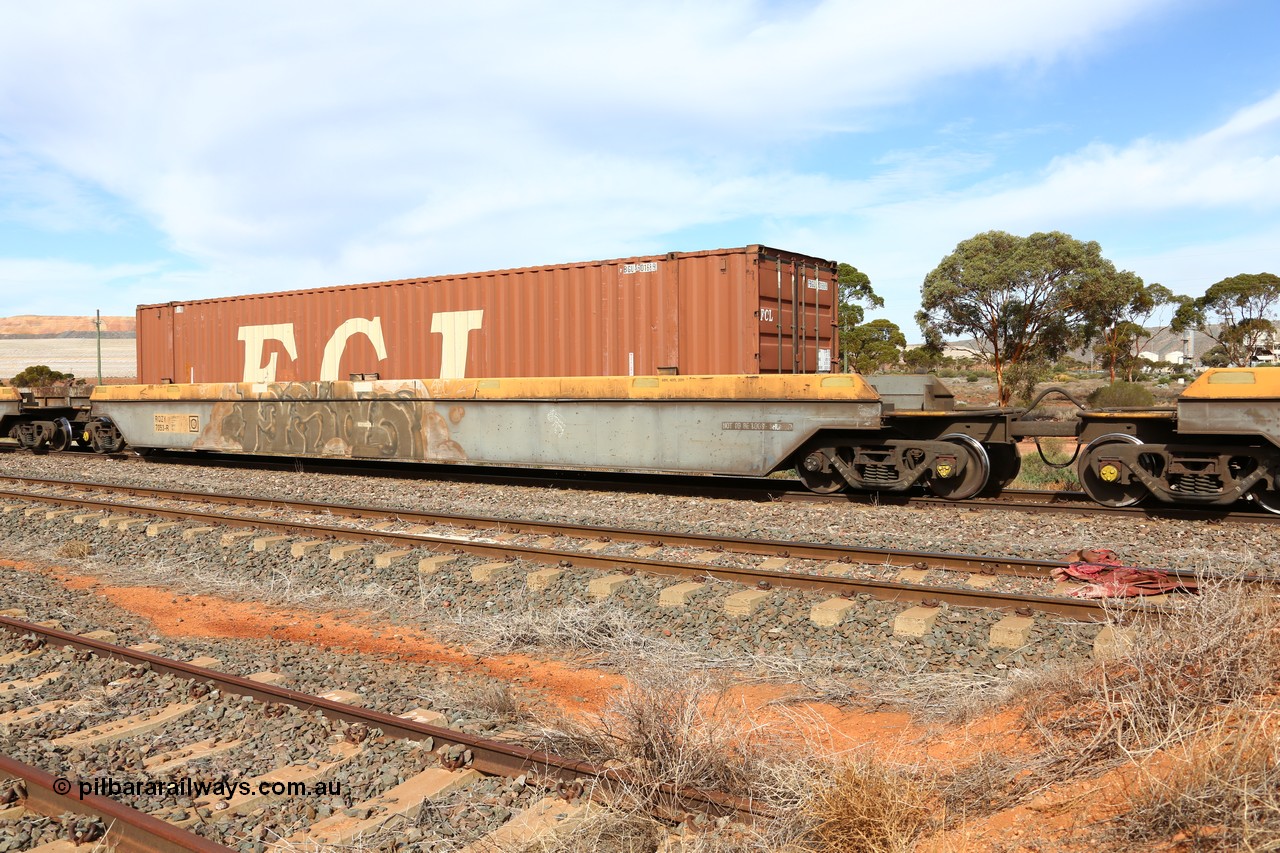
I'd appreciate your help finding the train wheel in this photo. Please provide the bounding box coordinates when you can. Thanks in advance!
[47,418,73,452]
[795,448,848,494]
[1252,486,1280,515]
[1078,434,1146,507]
[926,434,990,500]
[980,443,1022,496]
[48,427,70,452]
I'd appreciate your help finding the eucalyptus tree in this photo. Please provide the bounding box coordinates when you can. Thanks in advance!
[836,261,882,331]
[918,230,1128,404]
[1085,278,1175,381]
[843,318,907,374]
[1173,273,1280,366]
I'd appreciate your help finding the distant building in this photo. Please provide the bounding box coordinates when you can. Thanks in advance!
[910,324,1241,370]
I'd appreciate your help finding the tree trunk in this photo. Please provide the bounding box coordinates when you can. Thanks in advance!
[994,360,1010,405]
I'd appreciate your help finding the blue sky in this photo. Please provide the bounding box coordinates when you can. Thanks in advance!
[0,0,1277,339]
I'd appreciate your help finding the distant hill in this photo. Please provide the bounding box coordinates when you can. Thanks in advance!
[0,315,135,337]
[0,316,137,379]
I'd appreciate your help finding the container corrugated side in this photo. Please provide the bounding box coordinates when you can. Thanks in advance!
[136,245,837,384]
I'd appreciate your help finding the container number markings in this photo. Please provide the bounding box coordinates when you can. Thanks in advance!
[154,414,201,433]
[722,421,794,431]
[621,262,658,274]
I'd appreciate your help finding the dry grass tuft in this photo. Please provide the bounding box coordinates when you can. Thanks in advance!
[446,679,523,721]
[534,667,777,798]
[441,601,666,657]
[1114,715,1280,850]
[1024,576,1280,770]
[936,749,1049,820]
[56,540,92,558]
[528,666,937,853]
[804,756,932,853]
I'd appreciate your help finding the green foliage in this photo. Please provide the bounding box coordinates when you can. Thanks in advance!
[844,319,906,374]
[11,365,73,387]
[835,263,886,368]
[836,263,880,332]
[917,230,1128,404]
[1012,439,1081,490]
[1173,272,1280,366]
[1087,382,1155,408]
[902,346,941,372]
[1083,278,1173,381]
[1200,345,1231,368]
[1003,358,1051,406]
[836,263,882,326]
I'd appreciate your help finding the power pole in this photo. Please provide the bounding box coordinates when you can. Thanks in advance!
[95,310,103,385]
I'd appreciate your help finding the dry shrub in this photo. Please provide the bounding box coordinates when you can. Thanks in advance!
[1113,715,1280,850]
[56,540,91,558]
[442,602,665,657]
[534,667,777,799]
[532,666,821,849]
[936,749,1047,819]
[530,667,935,853]
[447,679,523,721]
[1024,576,1280,769]
[805,756,932,853]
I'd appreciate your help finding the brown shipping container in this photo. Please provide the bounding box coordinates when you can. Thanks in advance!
[136,246,838,385]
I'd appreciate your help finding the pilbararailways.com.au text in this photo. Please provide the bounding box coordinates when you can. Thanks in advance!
[57,776,342,801]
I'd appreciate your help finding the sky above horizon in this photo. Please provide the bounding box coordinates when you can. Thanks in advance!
[1,0,1278,340]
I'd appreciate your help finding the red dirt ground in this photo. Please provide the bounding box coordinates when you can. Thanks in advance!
[2,557,1203,850]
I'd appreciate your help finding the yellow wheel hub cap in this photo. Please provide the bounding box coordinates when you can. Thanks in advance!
[1099,463,1120,482]
[936,463,953,478]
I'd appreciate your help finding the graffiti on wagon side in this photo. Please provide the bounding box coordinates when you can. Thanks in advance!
[195,382,467,462]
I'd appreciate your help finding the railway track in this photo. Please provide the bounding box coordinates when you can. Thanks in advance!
[0,613,752,850]
[9,444,1280,524]
[0,752,234,853]
[0,475,1236,623]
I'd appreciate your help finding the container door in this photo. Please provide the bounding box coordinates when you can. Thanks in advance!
[135,305,176,385]
[756,254,837,373]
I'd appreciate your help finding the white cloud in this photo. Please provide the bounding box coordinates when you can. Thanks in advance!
[0,141,121,232]
[0,259,167,315]
[776,87,1280,334]
[4,0,1273,341]
[0,0,1171,271]
[1118,224,1280,295]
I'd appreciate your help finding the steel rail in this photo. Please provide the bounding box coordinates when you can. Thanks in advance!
[0,486,1123,620]
[119,449,1280,521]
[0,616,755,820]
[884,491,1280,524]
[0,752,234,853]
[10,450,1280,523]
[0,474,1224,583]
